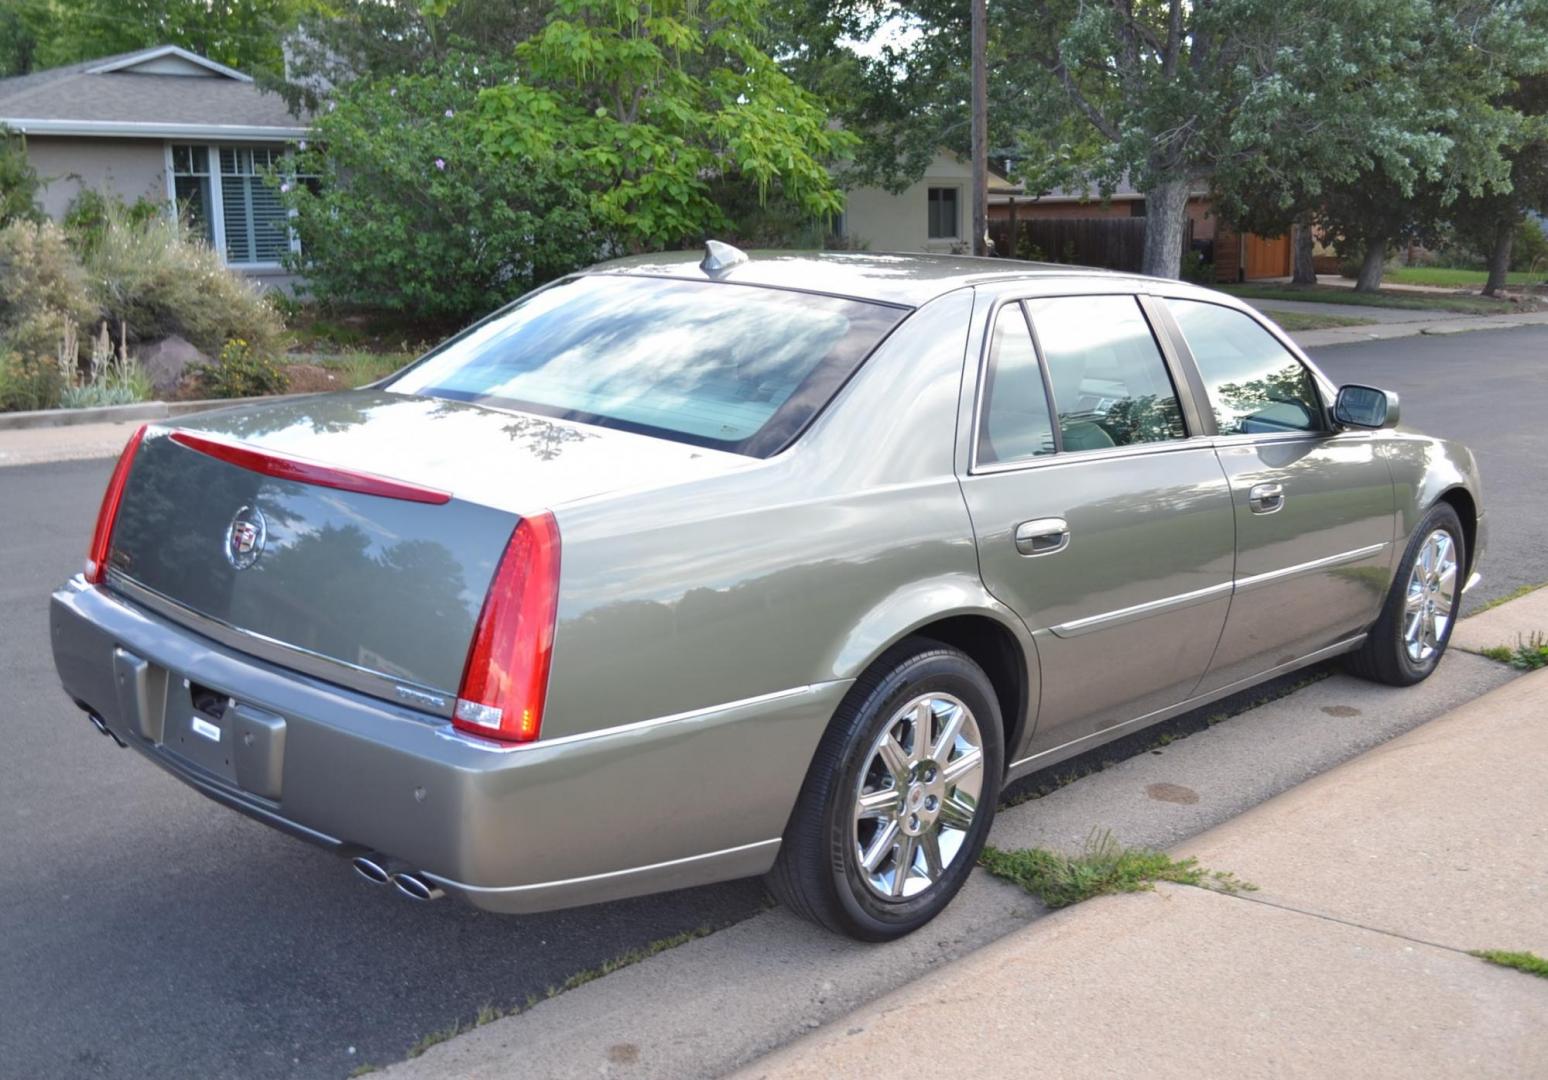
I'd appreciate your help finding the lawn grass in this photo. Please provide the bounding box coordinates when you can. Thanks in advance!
[1257,309,1375,332]
[1217,283,1528,315]
[1385,267,1544,289]
[979,830,1254,908]
[1472,949,1548,979]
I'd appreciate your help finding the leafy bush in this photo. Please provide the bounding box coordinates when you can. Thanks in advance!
[0,218,96,363]
[1510,218,1548,273]
[1,126,42,227]
[190,338,290,399]
[79,201,285,358]
[0,352,63,411]
[283,61,600,322]
[62,189,162,257]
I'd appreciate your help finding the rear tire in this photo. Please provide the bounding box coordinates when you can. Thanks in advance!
[767,638,1003,941]
[1346,504,1465,686]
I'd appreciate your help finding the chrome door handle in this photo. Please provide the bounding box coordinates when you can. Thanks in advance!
[1249,482,1285,514]
[1014,517,1070,557]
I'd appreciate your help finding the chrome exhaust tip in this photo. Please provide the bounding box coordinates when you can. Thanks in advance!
[390,871,445,902]
[88,713,127,747]
[351,854,398,885]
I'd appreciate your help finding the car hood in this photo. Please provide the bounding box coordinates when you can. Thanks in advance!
[169,390,753,515]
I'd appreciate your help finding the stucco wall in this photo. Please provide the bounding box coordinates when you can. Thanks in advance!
[843,151,979,254]
[24,135,167,220]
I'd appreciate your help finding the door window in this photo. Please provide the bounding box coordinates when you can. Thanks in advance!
[977,304,1056,465]
[1026,295,1187,452]
[1165,299,1324,435]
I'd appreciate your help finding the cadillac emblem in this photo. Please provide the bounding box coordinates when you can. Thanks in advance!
[224,505,267,570]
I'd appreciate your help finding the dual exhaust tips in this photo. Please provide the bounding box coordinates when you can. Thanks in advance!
[351,853,444,902]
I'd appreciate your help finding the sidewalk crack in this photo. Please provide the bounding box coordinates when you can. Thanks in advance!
[1191,884,1480,958]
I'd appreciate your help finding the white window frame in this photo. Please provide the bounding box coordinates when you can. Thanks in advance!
[165,141,301,270]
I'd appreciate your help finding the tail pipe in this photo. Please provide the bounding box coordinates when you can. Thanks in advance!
[351,853,444,901]
[88,711,127,748]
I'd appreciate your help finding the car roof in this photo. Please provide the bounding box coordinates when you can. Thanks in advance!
[584,249,1163,308]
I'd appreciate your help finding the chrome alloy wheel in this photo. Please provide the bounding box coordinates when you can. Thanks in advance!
[1404,528,1458,664]
[852,693,985,900]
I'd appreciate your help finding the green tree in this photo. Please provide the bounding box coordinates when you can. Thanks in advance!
[0,0,319,78]
[282,60,598,321]
[1444,77,1548,296]
[474,0,855,252]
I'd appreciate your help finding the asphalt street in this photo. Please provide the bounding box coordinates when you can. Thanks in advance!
[1,325,1543,1079]
[1309,324,1548,610]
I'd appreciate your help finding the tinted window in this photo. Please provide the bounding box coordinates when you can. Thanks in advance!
[1026,295,1186,452]
[388,275,907,456]
[977,304,1056,465]
[1166,299,1324,435]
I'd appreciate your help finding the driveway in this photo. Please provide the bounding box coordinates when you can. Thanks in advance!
[2,325,1542,1078]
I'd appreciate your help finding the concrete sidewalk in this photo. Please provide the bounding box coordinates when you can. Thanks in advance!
[738,670,1548,1080]
[1286,307,1548,349]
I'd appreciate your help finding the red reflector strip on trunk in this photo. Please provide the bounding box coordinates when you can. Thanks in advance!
[169,430,453,505]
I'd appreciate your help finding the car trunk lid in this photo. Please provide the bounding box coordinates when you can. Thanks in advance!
[105,391,747,699]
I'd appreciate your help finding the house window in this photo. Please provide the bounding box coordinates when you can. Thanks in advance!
[927,187,959,240]
[219,147,292,264]
[170,145,214,246]
[170,143,306,266]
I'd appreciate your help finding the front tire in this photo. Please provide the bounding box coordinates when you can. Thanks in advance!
[1347,503,1465,686]
[768,639,1004,941]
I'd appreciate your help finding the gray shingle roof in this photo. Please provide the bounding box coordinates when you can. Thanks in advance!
[0,47,307,136]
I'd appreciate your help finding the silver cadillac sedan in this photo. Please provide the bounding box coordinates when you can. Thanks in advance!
[51,247,1484,940]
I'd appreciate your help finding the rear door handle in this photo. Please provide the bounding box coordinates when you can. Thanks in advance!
[1014,517,1070,557]
[1249,482,1285,514]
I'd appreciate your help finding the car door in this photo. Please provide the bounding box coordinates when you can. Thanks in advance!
[1155,297,1396,694]
[957,292,1237,764]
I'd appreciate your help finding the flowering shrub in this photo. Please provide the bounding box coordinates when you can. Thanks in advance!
[190,337,290,399]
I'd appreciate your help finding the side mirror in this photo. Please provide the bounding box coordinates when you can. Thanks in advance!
[1333,384,1400,429]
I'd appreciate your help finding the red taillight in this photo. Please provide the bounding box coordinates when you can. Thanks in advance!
[169,430,452,505]
[84,424,148,584]
[453,512,561,743]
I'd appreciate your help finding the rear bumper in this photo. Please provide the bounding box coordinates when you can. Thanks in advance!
[50,578,844,913]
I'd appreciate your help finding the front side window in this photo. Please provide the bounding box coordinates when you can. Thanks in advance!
[1165,299,1324,435]
[927,187,959,239]
[1026,295,1187,452]
[387,275,908,456]
[977,304,1056,465]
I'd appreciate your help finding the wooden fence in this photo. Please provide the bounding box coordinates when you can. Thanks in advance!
[989,216,1194,273]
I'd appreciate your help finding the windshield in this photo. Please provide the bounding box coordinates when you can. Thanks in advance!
[387,274,909,456]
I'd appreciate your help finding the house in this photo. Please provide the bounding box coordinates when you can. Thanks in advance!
[840,150,1021,253]
[0,45,307,288]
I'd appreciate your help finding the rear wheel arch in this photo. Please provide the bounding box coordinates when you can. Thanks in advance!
[908,615,1031,770]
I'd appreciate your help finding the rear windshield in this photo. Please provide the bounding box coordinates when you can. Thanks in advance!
[387,274,909,456]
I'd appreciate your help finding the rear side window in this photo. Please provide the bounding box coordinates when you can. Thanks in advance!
[1025,295,1187,452]
[1165,299,1324,435]
[388,275,907,456]
[977,304,1056,465]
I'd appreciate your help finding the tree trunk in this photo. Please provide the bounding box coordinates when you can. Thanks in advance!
[1483,222,1514,297]
[1140,175,1190,279]
[1354,237,1387,293]
[1292,216,1317,285]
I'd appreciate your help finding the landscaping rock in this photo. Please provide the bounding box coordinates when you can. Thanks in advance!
[138,335,209,394]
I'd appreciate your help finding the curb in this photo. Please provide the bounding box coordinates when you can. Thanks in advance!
[0,393,311,432]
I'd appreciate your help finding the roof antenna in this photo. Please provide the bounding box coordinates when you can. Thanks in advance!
[701,240,749,273]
